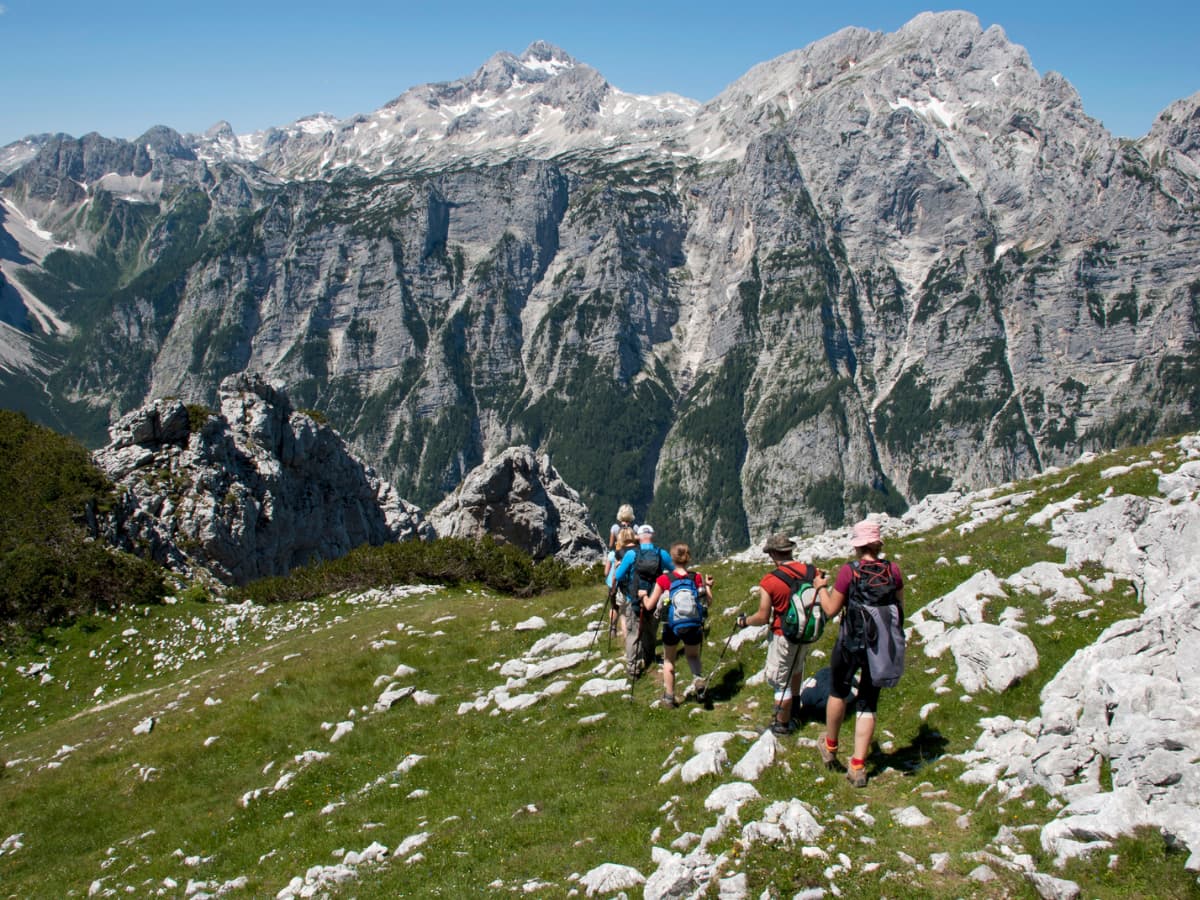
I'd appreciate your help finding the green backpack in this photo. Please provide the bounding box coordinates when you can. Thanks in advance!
[771,565,827,644]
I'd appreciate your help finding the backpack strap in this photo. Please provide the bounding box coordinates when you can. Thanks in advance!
[768,563,811,626]
[770,562,811,592]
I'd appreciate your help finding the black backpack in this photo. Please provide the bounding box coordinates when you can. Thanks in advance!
[629,544,664,596]
[841,558,899,652]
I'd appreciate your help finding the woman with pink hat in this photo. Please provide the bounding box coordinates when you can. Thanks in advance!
[815,519,906,788]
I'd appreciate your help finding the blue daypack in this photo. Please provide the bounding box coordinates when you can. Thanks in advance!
[666,573,707,633]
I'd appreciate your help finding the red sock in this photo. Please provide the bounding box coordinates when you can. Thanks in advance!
[850,757,865,769]
[824,737,838,751]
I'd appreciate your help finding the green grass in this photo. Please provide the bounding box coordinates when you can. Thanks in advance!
[1,437,1197,898]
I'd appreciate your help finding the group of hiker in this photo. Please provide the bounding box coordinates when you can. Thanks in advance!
[602,507,906,788]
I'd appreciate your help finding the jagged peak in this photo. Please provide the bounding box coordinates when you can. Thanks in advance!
[1144,89,1200,157]
[519,41,578,73]
[897,9,985,39]
[204,120,236,140]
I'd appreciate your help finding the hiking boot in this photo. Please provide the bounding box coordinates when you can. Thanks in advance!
[846,763,868,788]
[818,739,840,770]
[769,719,797,736]
[691,678,707,702]
[626,658,644,680]
[656,693,678,709]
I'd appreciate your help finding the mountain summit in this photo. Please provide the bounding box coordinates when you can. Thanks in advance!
[1,12,1198,556]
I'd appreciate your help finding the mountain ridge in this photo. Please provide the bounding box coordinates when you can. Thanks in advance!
[1,11,1198,557]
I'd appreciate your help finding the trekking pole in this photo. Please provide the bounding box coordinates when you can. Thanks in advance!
[606,584,618,652]
[771,640,803,729]
[586,590,611,658]
[699,619,740,691]
[626,603,646,701]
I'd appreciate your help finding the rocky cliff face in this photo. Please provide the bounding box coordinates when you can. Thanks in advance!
[95,374,432,584]
[428,446,604,566]
[4,12,1199,556]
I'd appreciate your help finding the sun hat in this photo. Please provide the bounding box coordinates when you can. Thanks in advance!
[761,532,795,553]
[850,520,882,548]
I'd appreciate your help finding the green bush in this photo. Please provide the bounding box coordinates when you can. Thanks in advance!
[232,536,573,605]
[185,404,214,433]
[0,410,166,642]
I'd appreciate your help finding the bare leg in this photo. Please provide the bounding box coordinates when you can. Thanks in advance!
[825,694,847,745]
[662,642,678,699]
[854,712,875,762]
[684,643,702,678]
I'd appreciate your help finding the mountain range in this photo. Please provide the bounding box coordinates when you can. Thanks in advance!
[1,11,1198,556]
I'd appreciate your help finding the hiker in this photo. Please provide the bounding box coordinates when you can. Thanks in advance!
[816,519,906,788]
[608,503,636,552]
[606,525,637,639]
[611,524,673,680]
[644,542,712,708]
[735,533,829,735]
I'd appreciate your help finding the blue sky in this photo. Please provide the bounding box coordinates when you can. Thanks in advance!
[1,1,1197,147]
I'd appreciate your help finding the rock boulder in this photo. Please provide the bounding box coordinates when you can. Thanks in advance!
[428,446,603,565]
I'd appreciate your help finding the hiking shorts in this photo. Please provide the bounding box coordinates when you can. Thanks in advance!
[830,639,880,714]
[764,631,809,692]
[662,623,703,647]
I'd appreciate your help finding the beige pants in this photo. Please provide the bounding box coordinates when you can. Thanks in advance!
[765,631,810,699]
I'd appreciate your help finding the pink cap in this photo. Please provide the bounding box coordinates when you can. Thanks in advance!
[850,520,882,548]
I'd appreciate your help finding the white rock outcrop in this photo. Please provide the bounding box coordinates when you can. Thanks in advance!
[959,437,1200,870]
[428,446,604,565]
[96,375,432,584]
[948,623,1038,693]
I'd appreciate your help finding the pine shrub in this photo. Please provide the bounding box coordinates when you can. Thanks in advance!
[232,536,573,605]
[0,410,165,642]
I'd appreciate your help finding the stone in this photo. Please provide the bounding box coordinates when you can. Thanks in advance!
[373,684,415,712]
[643,853,701,900]
[703,782,760,817]
[891,806,932,827]
[949,623,1039,693]
[692,732,737,754]
[428,446,604,565]
[968,864,997,882]
[577,678,628,698]
[717,872,748,900]
[922,570,1008,625]
[730,730,779,781]
[1005,562,1089,605]
[578,863,645,896]
[681,749,727,784]
[1028,872,1081,900]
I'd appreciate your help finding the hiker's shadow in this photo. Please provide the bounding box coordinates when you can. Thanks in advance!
[702,665,745,707]
[875,722,949,777]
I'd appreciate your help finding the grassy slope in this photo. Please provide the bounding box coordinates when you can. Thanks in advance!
[1,439,1197,899]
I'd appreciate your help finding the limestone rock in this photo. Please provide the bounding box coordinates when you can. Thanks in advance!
[958,439,1200,869]
[730,731,779,781]
[95,374,432,585]
[949,623,1039,693]
[703,782,760,817]
[578,862,644,896]
[428,446,603,565]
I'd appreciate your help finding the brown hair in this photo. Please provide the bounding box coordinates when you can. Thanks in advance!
[670,542,691,567]
[616,526,637,550]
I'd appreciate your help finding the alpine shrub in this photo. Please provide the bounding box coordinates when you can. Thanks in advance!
[0,411,165,641]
